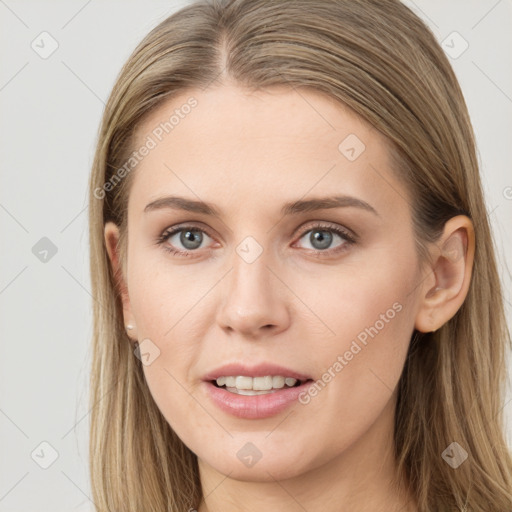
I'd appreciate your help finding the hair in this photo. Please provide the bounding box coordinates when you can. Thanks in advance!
[87,0,512,510]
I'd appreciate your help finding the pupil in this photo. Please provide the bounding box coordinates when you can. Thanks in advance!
[311,230,332,250]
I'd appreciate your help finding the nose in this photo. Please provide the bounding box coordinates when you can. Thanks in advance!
[215,247,291,338]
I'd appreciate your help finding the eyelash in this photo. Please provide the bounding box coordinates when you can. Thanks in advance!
[155,222,356,258]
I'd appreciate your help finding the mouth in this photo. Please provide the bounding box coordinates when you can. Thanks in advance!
[201,363,314,418]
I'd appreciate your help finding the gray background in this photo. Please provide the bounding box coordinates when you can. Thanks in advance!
[0,0,511,510]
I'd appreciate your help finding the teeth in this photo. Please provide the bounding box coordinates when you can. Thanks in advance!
[272,376,285,389]
[235,376,253,390]
[215,375,300,391]
[253,376,272,390]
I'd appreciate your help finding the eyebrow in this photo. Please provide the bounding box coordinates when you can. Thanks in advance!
[144,195,379,217]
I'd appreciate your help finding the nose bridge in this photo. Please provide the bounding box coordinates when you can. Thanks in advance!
[215,234,290,336]
[232,237,270,298]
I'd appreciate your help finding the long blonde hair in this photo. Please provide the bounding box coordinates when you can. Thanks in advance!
[88,0,512,510]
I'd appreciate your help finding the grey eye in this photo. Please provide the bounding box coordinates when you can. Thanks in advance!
[170,229,210,250]
[309,230,333,250]
[297,228,349,251]
[181,230,202,249]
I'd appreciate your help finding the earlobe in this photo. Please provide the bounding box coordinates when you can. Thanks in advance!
[414,215,475,333]
[104,222,137,338]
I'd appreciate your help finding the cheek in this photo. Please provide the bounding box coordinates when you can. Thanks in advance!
[291,244,418,353]
[127,253,215,432]
[291,247,419,434]
[128,249,213,342]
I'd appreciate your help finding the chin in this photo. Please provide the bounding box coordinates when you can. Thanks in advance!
[205,457,309,482]
[196,436,321,482]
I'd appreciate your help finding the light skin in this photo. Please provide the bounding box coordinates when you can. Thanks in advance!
[104,83,475,512]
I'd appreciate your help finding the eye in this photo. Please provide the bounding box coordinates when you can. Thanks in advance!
[294,223,356,255]
[156,222,356,258]
[156,225,215,257]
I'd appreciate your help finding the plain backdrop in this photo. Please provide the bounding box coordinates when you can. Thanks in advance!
[0,1,511,510]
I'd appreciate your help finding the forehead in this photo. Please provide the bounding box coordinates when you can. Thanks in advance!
[127,84,407,220]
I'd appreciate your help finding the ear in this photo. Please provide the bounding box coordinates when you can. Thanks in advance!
[104,221,137,339]
[414,215,475,333]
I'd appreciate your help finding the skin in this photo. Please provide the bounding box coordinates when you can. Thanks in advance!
[104,83,475,512]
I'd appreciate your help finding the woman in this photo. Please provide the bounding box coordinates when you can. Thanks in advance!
[87,0,512,510]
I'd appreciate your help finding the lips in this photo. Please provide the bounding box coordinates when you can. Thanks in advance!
[201,362,314,419]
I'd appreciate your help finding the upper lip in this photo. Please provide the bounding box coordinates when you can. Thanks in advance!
[202,362,312,382]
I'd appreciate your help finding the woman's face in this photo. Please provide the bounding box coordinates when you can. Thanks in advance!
[106,84,430,482]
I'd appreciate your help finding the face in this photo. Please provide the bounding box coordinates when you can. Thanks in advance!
[106,84,429,482]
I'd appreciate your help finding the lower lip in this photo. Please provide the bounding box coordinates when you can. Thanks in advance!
[203,380,313,419]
